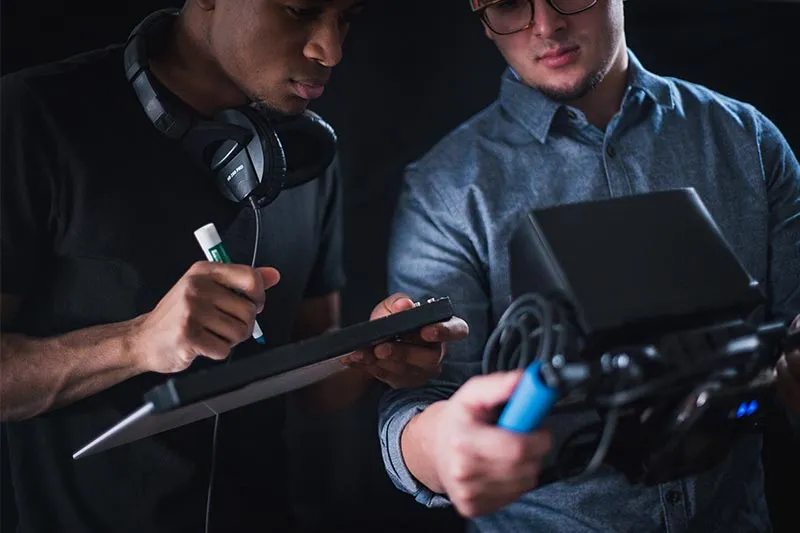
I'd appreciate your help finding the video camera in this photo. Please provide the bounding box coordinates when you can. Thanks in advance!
[483,188,799,486]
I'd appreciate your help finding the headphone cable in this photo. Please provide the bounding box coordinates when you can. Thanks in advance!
[204,196,262,533]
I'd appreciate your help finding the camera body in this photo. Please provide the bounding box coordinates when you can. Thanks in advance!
[487,188,795,485]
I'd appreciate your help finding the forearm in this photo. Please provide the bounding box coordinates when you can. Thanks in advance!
[400,400,447,494]
[0,317,145,421]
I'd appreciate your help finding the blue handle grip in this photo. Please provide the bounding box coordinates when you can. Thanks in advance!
[497,361,559,432]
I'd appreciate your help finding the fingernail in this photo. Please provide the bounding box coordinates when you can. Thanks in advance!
[375,344,392,359]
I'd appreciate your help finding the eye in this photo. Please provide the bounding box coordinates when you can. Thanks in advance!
[285,5,320,20]
[495,0,522,10]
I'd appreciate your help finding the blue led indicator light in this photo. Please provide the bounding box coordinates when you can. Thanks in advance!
[736,403,748,418]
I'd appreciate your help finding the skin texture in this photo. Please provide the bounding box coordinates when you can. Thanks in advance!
[399,0,800,519]
[482,0,628,127]
[151,0,366,116]
[1,0,471,421]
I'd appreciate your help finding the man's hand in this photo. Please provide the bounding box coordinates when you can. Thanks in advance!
[131,261,280,374]
[409,371,553,518]
[776,314,800,413]
[339,293,468,389]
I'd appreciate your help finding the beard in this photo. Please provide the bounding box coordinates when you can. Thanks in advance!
[536,68,606,102]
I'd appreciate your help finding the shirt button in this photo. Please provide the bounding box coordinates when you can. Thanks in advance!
[606,145,616,158]
[666,490,682,505]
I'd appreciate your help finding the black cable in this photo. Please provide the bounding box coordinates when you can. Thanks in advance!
[204,197,261,533]
[248,196,261,266]
[482,293,561,374]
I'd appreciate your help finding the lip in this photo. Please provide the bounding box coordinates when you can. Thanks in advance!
[538,46,580,69]
[290,79,327,100]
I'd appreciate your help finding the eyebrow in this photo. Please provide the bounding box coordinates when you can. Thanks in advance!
[305,0,366,7]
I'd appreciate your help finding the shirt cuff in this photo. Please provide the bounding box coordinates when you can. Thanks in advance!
[379,398,452,508]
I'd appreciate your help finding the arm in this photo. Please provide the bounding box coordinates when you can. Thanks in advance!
[760,112,800,323]
[0,294,143,420]
[758,112,800,414]
[0,77,147,420]
[378,168,551,516]
[378,172,493,504]
[0,264,280,422]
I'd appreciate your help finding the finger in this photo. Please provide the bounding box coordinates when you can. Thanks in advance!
[203,304,254,345]
[453,370,525,412]
[786,352,800,380]
[386,342,444,370]
[195,279,258,328]
[188,324,232,361]
[371,293,414,320]
[256,267,281,291]
[776,356,800,411]
[418,316,470,344]
[472,425,553,465]
[459,491,528,519]
[198,262,269,309]
[340,349,376,367]
[370,358,439,384]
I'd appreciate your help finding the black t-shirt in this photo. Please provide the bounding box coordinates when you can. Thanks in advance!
[0,44,345,533]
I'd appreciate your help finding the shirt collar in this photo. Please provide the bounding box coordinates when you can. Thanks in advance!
[499,49,675,143]
[627,49,675,110]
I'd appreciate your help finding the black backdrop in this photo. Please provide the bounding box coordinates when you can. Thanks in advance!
[2,1,799,532]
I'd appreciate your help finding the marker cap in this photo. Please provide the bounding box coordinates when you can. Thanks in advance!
[194,223,223,262]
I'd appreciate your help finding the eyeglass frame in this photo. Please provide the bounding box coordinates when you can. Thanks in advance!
[471,0,599,36]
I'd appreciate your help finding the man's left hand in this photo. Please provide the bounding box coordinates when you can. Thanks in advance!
[776,314,800,413]
[340,293,469,389]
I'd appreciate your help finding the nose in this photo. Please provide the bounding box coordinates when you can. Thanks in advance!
[531,0,568,40]
[303,18,344,68]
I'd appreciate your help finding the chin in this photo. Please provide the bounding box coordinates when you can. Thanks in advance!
[535,71,600,102]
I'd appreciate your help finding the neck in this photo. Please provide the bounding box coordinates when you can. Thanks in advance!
[149,11,248,116]
[571,45,629,130]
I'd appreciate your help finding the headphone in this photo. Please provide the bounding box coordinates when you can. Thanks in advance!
[123,8,337,207]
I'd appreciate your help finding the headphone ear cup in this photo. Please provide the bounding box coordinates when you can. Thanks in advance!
[210,108,287,206]
[232,106,287,207]
[270,109,338,189]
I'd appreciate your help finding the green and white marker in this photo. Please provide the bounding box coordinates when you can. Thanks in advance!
[194,222,266,345]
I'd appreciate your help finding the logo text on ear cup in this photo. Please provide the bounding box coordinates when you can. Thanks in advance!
[227,164,245,182]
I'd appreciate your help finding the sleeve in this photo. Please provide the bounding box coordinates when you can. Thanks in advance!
[302,153,346,298]
[756,111,800,432]
[0,74,60,308]
[378,165,493,508]
[757,111,800,323]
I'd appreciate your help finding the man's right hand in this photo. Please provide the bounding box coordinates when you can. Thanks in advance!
[425,370,553,518]
[131,261,280,374]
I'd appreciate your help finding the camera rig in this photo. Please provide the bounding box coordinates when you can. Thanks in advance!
[483,189,799,486]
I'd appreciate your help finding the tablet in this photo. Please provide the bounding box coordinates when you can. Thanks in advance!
[73,296,454,459]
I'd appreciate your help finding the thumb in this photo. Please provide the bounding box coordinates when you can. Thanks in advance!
[371,292,415,320]
[453,370,525,416]
[257,267,281,290]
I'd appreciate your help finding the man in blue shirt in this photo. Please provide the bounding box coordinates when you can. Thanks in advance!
[375,1,800,531]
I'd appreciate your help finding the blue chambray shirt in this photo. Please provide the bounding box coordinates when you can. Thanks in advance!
[379,50,800,533]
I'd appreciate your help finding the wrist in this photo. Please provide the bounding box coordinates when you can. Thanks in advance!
[123,314,151,374]
[401,400,447,494]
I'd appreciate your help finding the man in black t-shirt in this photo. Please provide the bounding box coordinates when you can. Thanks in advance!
[0,1,468,532]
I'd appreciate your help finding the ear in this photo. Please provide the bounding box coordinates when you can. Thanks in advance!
[195,0,216,11]
[482,21,496,41]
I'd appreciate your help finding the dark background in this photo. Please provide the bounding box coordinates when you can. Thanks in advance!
[2,0,799,531]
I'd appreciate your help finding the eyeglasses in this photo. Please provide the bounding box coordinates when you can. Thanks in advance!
[470,0,599,36]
